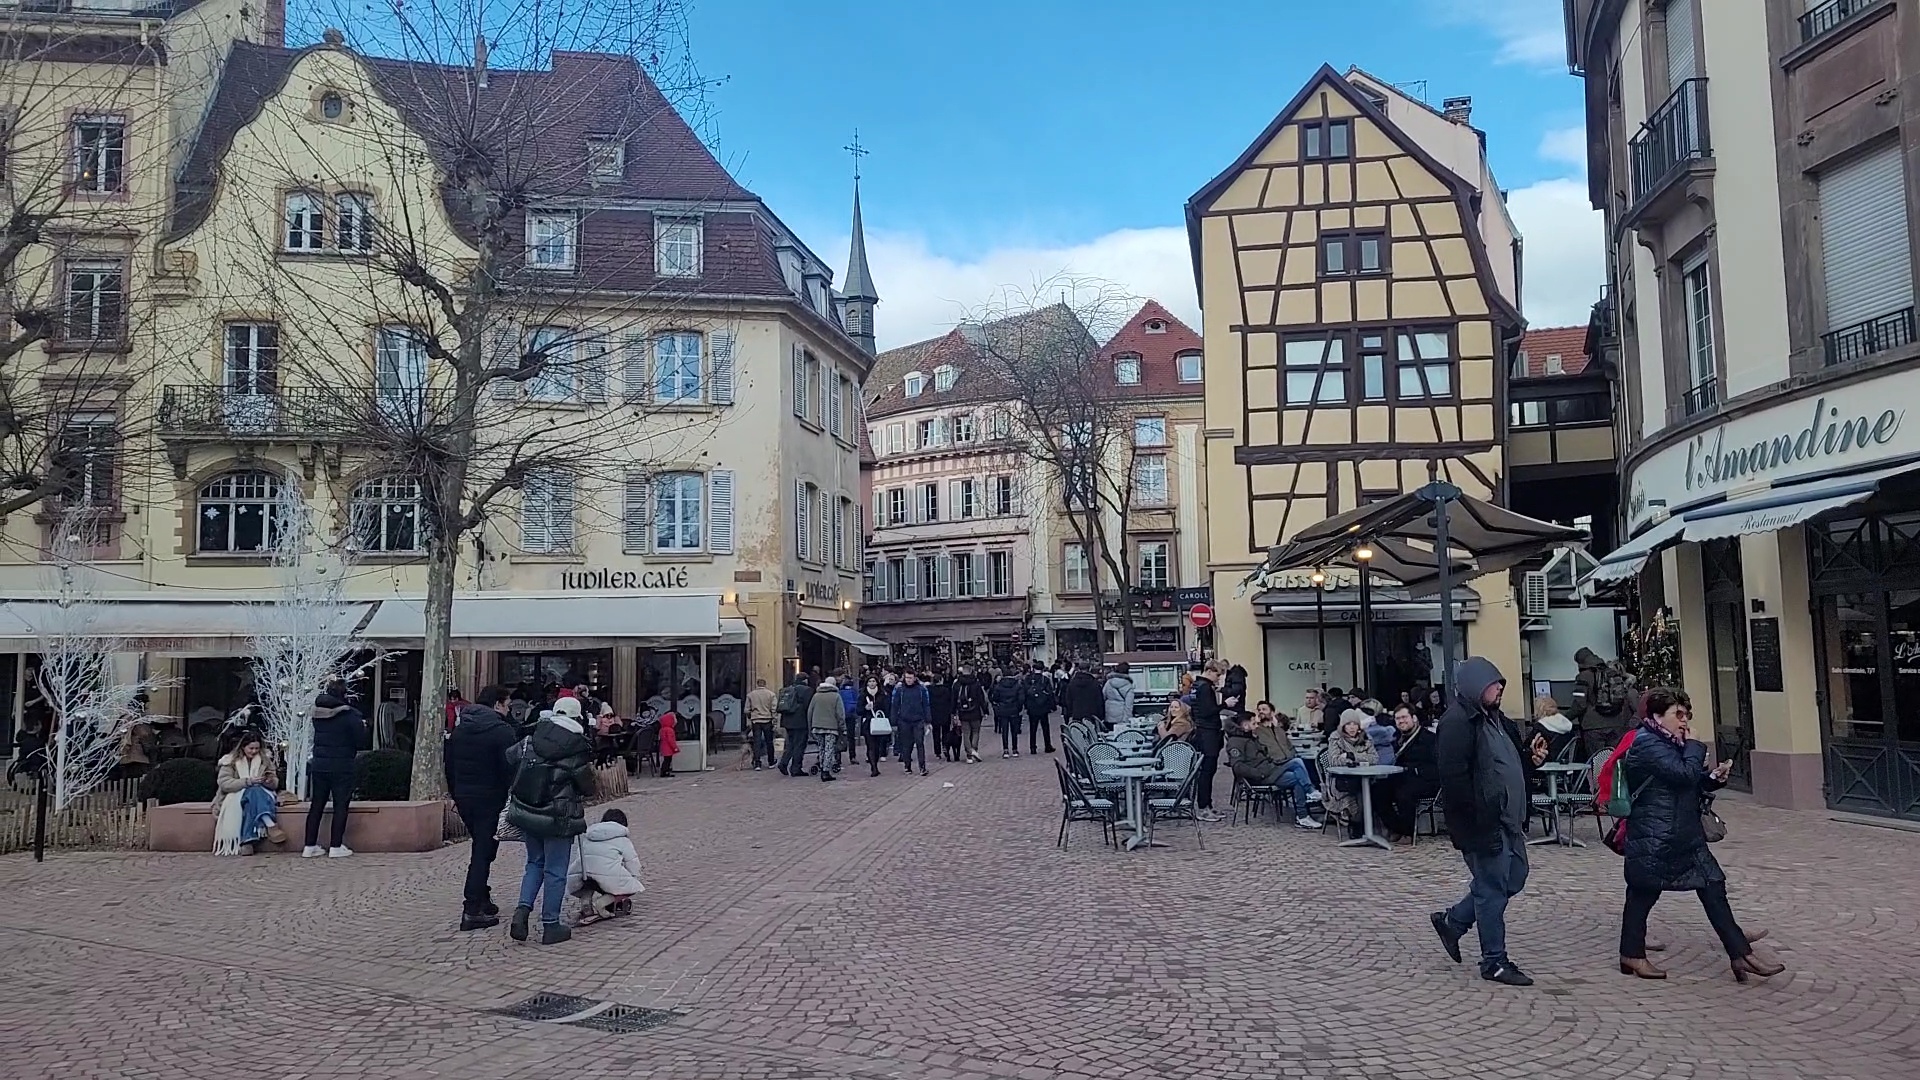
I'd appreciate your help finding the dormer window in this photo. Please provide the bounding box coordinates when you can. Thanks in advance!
[1177,351,1203,383]
[903,371,926,398]
[1545,354,1565,375]
[932,364,957,392]
[1114,353,1142,385]
[1145,320,1166,334]
[587,137,625,180]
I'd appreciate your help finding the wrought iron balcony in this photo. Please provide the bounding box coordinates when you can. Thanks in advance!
[1681,376,1719,418]
[1629,79,1711,209]
[158,385,455,441]
[1800,0,1878,43]
[1822,306,1915,367]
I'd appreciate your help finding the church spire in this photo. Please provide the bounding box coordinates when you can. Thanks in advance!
[842,132,878,354]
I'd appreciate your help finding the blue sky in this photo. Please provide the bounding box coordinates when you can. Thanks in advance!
[686,0,1601,348]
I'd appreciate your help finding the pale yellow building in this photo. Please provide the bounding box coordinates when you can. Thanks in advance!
[1186,65,1526,710]
[0,35,877,770]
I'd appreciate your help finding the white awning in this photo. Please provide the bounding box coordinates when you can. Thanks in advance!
[1680,462,1920,544]
[800,618,891,656]
[0,599,375,656]
[361,594,720,650]
[1586,516,1687,584]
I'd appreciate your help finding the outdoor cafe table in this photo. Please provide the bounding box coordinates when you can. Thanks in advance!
[1324,764,1404,851]
[1529,761,1590,848]
[1103,764,1166,851]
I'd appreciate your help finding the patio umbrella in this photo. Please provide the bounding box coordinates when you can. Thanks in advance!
[1250,482,1582,698]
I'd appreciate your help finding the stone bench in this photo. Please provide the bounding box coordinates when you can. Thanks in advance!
[147,799,445,853]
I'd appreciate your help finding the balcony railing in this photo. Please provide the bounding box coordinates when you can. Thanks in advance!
[1800,0,1877,43]
[1681,376,1719,417]
[1630,78,1711,206]
[158,385,455,440]
[1822,306,1915,367]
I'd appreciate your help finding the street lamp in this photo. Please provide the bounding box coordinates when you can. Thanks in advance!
[1354,545,1375,696]
[1310,569,1327,687]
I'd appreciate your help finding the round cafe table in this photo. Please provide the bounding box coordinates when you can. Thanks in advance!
[1324,764,1404,850]
[1530,761,1591,848]
[1102,765,1166,851]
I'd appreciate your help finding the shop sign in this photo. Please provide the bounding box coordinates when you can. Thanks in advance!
[1258,569,1359,591]
[558,566,691,591]
[1628,383,1914,529]
[1128,586,1214,611]
[803,580,839,604]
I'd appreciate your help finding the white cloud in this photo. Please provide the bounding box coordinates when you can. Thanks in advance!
[1538,124,1589,169]
[852,227,1200,351]
[1433,0,1568,69]
[1507,177,1605,328]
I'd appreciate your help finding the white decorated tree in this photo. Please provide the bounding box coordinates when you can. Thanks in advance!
[244,487,382,798]
[34,511,173,812]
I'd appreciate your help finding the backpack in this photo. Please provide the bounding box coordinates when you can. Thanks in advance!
[1023,675,1055,713]
[775,684,800,716]
[1593,663,1634,715]
[1597,729,1656,855]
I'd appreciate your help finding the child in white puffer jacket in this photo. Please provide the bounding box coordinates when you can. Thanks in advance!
[566,808,645,920]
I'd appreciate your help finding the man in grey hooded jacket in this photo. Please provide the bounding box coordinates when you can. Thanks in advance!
[1429,656,1548,986]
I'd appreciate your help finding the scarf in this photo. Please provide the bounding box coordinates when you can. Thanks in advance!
[212,752,266,856]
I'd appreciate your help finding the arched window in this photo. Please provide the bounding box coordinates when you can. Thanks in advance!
[352,476,424,553]
[198,471,281,552]
[284,192,324,251]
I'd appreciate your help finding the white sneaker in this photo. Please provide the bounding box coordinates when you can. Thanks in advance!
[1306,790,1324,803]
[301,846,326,858]
[1296,817,1325,830]
[327,845,354,858]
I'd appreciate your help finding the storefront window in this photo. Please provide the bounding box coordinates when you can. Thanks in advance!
[1887,590,1920,745]
[639,646,702,737]
[498,650,613,703]
[708,646,746,738]
[1817,593,1882,741]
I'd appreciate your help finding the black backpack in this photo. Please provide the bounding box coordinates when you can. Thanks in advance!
[1024,674,1055,713]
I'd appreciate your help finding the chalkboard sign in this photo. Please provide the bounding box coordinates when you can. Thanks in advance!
[1749,617,1784,693]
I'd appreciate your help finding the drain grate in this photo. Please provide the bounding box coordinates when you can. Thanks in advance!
[496,993,598,1021]
[569,1004,684,1034]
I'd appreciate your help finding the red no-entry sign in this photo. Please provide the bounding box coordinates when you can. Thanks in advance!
[1188,603,1214,628]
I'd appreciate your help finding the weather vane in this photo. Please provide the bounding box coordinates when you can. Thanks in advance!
[844,129,869,183]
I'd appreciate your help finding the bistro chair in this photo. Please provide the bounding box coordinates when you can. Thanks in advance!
[1230,776,1286,825]
[1084,742,1127,796]
[1144,766,1205,850]
[1054,760,1117,849]
[1148,741,1198,796]
[1410,791,1444,847]
[1567,747,1613,839]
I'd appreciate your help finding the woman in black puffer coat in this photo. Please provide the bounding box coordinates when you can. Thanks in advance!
[1616,687,1782,982]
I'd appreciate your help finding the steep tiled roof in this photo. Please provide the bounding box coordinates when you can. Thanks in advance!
[1095,300,1204,400]
[864,305,1080,420]
[1516,326,1591,377]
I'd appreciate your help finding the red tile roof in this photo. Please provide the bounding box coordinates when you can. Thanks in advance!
[1516,326,1590,377]
[1095,301,1204,400]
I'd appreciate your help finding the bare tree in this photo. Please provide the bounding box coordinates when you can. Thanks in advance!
[244,487,383,799]
[966,281,1143,655]
[34,509,173,811]
[159,0,725,797]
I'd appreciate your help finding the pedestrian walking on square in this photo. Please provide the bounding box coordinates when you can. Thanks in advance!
[891,671,932,775]
[1188,661,1227,821]
[927,670,957,762]
[1063,662,1103,727]
[1615,687,1784,983]
[745,678,778,771]
[953,664,987,763]
[860,676,891,773]
[810,676,847,781]
[1022,662,1058,755]
[302,684,365,859]
[990,667,1024,758]
[1102,663,1136,730]
[838,673,863,766]
[444,686,519,930]
[775,673,814,779]
[1429,657,1549,986]
[505,696,595,945]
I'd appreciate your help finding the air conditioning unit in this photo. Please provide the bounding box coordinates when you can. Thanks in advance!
[1521,571,1550,617]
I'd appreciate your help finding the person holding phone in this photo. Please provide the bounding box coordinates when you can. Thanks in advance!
[1615,687,1783,983]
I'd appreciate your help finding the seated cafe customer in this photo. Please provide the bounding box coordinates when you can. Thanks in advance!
[1319,710,1378,838]
[1154,698,1195,749]
[1379,706,1439,842]
[1227,706,1323,830]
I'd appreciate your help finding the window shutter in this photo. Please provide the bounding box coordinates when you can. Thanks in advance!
[873,562,889,602]
[622,334,649,404]
[708,331,735,406]
[872,489,884,529]
[935,554,952,599]
[1821,144,1914,329]
[948,479,964,519]
[817,488,831,564]
[490,323,522,401]
[623,472,651,554]
[582,342,609,403]
[708,469,735,554]
[521,477,550,552]
[795,479,810,561]
[1011,477,1025,515]
[791,345,806,418]
[831,498,846,568]
[552,473,576,551]
[827,373,843,434]
[1664,0,1696,88]
[902,555,919,600]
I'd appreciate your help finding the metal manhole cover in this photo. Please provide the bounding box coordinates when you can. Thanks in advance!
[496,993,599,1021]
[569,1005,684,1034]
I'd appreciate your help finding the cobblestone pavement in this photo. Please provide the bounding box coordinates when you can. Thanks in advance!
[3,752,1918,1080]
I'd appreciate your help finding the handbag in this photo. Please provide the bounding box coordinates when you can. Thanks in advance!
[496,805,523,843]
[1700,797,1728,843]
[868,710,893,736]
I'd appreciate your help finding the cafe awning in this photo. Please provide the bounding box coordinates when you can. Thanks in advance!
[360,593,720,650]
[0,599,376,656]
[1585,515,1688,584]
[799,618,891,656]
[1680,461,1920,544]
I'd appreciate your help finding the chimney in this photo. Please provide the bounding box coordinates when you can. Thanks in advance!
[1442,96,1472,125]
[474,33,489,89]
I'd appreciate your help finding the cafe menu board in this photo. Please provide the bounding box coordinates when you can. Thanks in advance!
[1749,617,1784,694]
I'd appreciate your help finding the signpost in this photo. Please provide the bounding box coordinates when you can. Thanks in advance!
[1187,603,1214,628]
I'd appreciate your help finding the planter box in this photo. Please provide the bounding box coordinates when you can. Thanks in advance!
[146,799,445,853]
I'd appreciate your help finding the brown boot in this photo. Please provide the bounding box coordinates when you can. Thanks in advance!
[1618,956,1667,979]
[1731,950,1785,982]
[265,822,288,846]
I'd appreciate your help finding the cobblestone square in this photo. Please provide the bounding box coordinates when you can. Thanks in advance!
[2,758,1916,1080]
